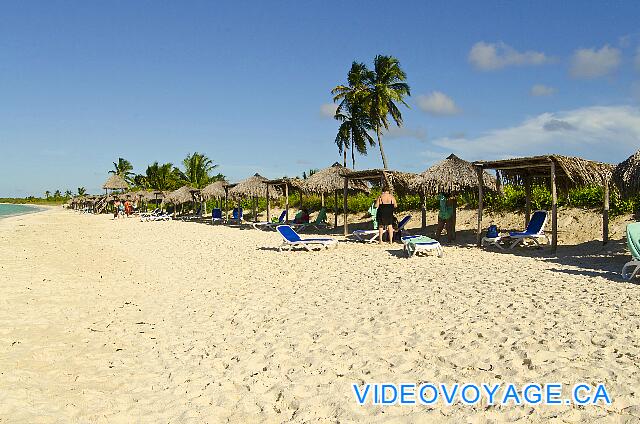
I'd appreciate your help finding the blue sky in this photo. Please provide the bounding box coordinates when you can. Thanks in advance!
[1,1,640,196]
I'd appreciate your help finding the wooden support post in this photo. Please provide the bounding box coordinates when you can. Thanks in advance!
[285,184,289,223]
[224,190,228,221]
[524,174,531,227]
[343,177,349,236]
[321,192,325,208]
[603,179,609,245]
[550,161,558,252]
[476,167,484,246]
[334,190,338,228]
[266,184,270,222]
[420,190,426,231]
[450,197,457,241]
[253,196,257,222]
[299,188,303,210]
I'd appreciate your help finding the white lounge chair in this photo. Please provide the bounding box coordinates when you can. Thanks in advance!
[352,215,411,243]
[252,210,287,230]
[276,225,337,251]
[622,222,640,280]
[402,235,443,258]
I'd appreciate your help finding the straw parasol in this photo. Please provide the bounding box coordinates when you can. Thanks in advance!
[412,154,497,194]
[613,149,640,198]
[201,180,227,200]
[228,173,269,199]
[102,174,129,191]
[164,186,198,204]
[302,163,369,194]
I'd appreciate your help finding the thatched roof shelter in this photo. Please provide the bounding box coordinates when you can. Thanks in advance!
[613,149,640,197]
[302,163,369,194]
[474,154,614,251]
[340,168,418,195]
[228,173,269,199]
[164,186,198,204]
[264,177,304,191]
[475,155,612,190]
[201,181,227,200]
[102,174,129,190]
[413,154,497,195]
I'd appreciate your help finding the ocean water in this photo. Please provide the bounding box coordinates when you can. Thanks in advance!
[0,204,42,219]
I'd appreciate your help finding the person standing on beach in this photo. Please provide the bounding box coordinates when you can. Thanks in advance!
[113,199,120,219]
[375,187,397,245]
[436,192,455,242]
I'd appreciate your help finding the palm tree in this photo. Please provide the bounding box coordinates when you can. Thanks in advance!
[109,158,135,183]
[53,190,62,199]
[44,190,51,199]
[334,105,374,169]
[145,162,181,191]
[364,55,411,169]
[133,174,148,189]
[182,152,217,189]
[332,62,375,168]
[64,190,72,198]
[77,187,86,196]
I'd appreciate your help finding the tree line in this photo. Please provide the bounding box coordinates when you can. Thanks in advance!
[108,152,225,192]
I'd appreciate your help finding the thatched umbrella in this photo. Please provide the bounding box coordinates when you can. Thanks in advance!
[228,173,270,222]
[201,181,226,200]
[102,174,129,192]
[411,154,497,194]
[165,186,198,204]
[303,163,369,227]
[411,154,497,237]
[613,149,640,198]
[164,186,200,217]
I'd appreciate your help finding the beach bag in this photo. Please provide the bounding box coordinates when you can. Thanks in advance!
[486,224,499,238]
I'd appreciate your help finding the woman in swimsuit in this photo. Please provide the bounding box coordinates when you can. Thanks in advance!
[375,187,397,245]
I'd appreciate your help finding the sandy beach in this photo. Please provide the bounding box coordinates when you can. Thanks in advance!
[1,207,639,422]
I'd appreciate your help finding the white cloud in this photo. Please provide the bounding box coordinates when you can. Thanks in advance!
[570,45,621,78]
[530,84,555,97]
[429,105,640,163]
[417,91,460,116]
[468,41,550,71]
[385,126,427,141]
[319,103,338,118]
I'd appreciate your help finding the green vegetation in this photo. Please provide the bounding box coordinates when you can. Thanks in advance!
[127,152,225,192]
[0,196,68,205]
[203,185,638,218]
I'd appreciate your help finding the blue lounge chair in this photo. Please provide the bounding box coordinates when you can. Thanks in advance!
[252,210,287,230]
[276,225,338,251]
[229,207,243,224]
[211,208,223,224]
[506,210,550,249]
[352,215,411,243]
[622,222,640,280]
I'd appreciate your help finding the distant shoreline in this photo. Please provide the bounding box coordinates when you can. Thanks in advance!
[0,203,49,220]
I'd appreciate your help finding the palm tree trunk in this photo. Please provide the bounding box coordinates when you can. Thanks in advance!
[351,139,356,169]
[376,125,388,169]
[343,149,347,168]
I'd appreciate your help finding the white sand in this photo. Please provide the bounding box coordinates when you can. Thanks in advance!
[0,207,639,422]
